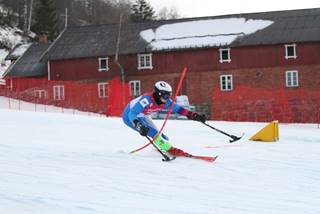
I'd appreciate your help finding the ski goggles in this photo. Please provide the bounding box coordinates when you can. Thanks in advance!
[160,92,172,100]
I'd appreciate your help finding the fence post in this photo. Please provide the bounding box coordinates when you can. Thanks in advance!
[8,96,11,109]
[318,97,320,129]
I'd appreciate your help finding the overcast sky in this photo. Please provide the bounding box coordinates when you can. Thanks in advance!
[147,0,320,18]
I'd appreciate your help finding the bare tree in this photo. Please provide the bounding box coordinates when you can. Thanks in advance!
[58,0,131,26]
[157,6,180,20]
[0,0,133,40]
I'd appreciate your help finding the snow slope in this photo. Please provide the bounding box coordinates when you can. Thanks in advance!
[0,96,103,116]
[0,108,319,214]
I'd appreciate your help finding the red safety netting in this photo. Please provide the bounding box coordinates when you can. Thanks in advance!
[212,85,320,123]
[0,77,131,117]
[107,78,131,117]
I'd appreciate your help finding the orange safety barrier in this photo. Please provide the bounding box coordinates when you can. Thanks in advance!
[0,77,131,117]
[212,85,320,123]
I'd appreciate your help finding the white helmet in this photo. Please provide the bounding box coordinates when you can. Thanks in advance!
[154,81,172,101]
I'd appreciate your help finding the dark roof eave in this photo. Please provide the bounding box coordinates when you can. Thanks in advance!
[48,39,320,60]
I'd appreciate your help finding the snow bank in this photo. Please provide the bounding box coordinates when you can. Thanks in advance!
[140,18,273,50]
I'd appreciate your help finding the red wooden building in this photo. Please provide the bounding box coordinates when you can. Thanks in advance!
[4,8,320,122]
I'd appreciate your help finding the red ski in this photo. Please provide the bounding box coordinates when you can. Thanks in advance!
[188,155,218,163]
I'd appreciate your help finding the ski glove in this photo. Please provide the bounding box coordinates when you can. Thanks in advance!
[133,119,149,136]
[187,111,206,123]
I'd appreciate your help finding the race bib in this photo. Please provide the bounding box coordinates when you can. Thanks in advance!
[139,98,149,107]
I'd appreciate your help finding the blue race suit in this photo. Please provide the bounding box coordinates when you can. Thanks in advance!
[122,92,189,151]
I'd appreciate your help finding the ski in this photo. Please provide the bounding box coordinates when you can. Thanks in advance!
[162,156,176,162]
[187,155,218,163]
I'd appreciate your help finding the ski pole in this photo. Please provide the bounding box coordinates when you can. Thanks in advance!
[202,122,242,143]
[146,136,175,162]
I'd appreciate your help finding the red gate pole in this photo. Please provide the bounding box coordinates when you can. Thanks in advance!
[130,67,187,154]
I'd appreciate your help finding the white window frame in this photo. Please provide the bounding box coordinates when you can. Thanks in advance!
[220,74,233,91]
[53,85,65,100]
[219,48,231,63]
[98,82,109,98]
[34,89,47,99]
[98,57,109,71]
[285,44,297,59]
[0,79,5,86]
[286,70,299,87]
[138,53,153,70]
[129,80,141,97]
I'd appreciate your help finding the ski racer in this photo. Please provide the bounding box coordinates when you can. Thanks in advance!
[122,81,206,157]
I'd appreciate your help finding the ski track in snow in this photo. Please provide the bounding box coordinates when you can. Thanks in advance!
[0,108,319,214]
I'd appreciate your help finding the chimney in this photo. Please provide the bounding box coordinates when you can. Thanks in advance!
[38,32,48,44]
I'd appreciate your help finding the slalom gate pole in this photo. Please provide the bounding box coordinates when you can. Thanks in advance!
[202,122,242,143]
[130,67,187,154]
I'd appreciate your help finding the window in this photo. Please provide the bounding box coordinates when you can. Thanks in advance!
[286,70,299,87]
[138,54,153,69]
[99,57,109,71]
[220,75,233,91]
[98,82,109,98]
[285,44,297,59]
[53,85,65,100]
[129,80,141,97]
[219,48,231,63]
[34,90,46,99]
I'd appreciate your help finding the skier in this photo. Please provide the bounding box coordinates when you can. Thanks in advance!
[122,81,206,157]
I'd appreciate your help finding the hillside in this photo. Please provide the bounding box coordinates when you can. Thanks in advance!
[0,24,33,77]
[0,3,34,78]
[0,102,319,213]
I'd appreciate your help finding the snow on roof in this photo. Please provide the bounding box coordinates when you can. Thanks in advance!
[140,18,273,50]
[9,43,31,59]
[0,49,10,78]
[0,49,8,59]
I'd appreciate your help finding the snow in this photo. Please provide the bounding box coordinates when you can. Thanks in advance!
[9,43,31,59]
[0,26,25,49]
[0,43,30,79]
[0,48,10,78]
[0,48,8,59]
[0,96,103,116]
[0,24,33,78]
[140,18,273,50]
[0,97,320,214]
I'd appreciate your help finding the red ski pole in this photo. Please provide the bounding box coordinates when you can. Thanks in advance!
[130,67,187,154]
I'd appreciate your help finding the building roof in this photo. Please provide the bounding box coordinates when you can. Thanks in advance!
[44,8,320,61]
[4,43,50,78]
[5,43,32,61]
[231,8,320,46]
